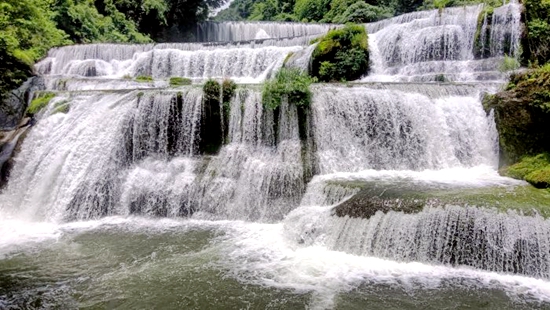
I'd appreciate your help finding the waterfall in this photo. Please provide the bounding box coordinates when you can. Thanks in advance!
[365,2,521,82]
[195,21,334,42]
[296,206,550,279]
[312,85,498,173]
[36,44,304,82]
[489,2,522,58]
[2,2,545,292]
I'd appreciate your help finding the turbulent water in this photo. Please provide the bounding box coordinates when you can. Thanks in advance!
[2,2,550,309]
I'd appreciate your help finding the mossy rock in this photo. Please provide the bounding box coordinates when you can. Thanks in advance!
[27,92,56,114]
[53,100,70,114]
[525,167,550,188]
[331,180,550,219]
[502,153,550,188]
[135,75,153,83]
[311,23,369,82]
[484,65,550,165]
[169,77,192,86]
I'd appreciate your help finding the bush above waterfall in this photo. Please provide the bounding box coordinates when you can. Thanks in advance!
[262,68,315,109]
[311,24,369,82]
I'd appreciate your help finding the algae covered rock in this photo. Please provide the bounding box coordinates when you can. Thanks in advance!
[311,23,369,82]
[501,153,550,188]
[484,65,550,165]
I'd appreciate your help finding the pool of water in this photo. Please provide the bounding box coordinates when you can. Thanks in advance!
[1,216,549,309]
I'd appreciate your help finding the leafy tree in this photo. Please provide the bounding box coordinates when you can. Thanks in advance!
[52,0,150,43]
[332,1,392,23]
[249,0,279,21]
[294,0,330,22]
[0,0,68,62]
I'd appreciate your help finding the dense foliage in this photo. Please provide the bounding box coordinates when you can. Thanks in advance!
[262,68,315,110]
[522,0,550,66]
[201,78,236,154]
[506,64,550,112]
[215,0,398,22]
[311,24,369,82]
[214,0,499,23]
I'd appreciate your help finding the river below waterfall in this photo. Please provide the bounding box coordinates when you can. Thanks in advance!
[1,213,550,309]
[2,1,550,309]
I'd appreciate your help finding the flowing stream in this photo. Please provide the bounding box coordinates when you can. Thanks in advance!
[2,2,550,309]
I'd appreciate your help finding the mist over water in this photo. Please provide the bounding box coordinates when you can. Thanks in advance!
[2,2,550,309]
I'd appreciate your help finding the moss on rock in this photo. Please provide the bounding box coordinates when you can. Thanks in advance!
[311,23,369,82]
[332,180,550,219]
[169,77,192,86]
[27,92,56,115]
[501,153,550,188]
[484,65,550,165]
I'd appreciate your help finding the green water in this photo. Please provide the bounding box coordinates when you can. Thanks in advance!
[1,218,549,310]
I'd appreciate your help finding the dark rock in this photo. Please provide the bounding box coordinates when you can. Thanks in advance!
[332,183,426,219]
[0,127,30,189]
[484,67,550,166]
[0,77,45,131]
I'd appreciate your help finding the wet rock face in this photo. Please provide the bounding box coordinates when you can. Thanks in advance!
[330,180,550,219]
[484,67,550,166]
[332,184,426,219]
[0,77,45,131]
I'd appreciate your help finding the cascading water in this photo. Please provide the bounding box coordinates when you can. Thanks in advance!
[36,44,305,83]
[2,2,549,309]
[195,21,334,42]
[364,2,522,82]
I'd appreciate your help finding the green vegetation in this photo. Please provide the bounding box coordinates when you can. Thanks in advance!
[53,100,70,114]
[26,92,56,115]
[421,0,503,10]
[507,64,550,112]
[221,79,237,105]
[485,64,550,165]
[311,24,369,82]
[330,180,550,218]
[203,79,221,101]
[262,68,315,110]
[215,0,502,23]
[434,74,448,82]
[135,75,154,83]
[501,154,550,188]
[523,0,550,66]
[169,77,192,86]
[499,56,520,72]
[215,0,399,22]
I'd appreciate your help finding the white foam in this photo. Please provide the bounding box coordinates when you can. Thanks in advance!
[311,165,524,189]
[217,216,550,308]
